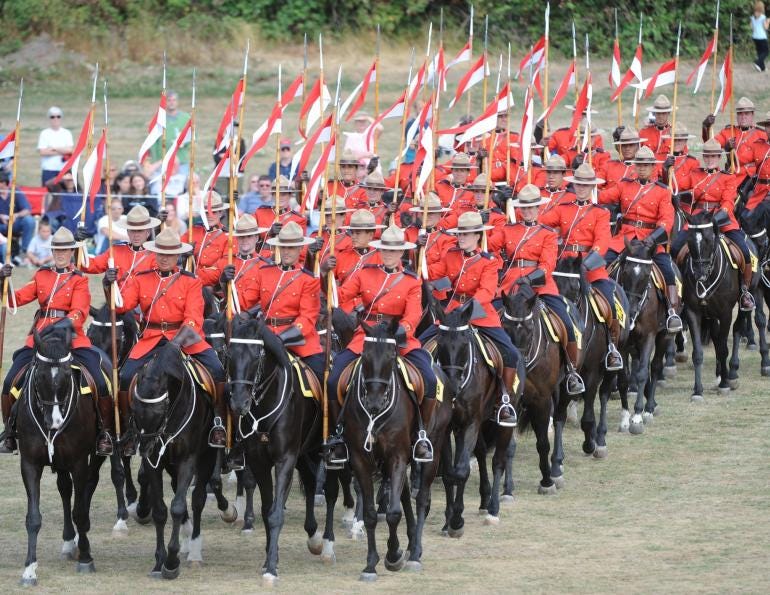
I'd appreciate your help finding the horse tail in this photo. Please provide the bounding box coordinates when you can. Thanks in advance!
[516,404,532,435]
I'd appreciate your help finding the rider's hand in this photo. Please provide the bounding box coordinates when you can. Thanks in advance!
[320,256,337,274]
[0,263,12,279]
[104,267,118,284]
[702,114,716,128]
[219,264,235,283]
[307,237,323,256]
[269,222,282,237]
[158,209,169,224]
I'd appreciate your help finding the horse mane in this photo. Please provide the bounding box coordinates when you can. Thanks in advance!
[35,320,73,359]
[556,256,590,297]
[203,311,226,337]
[150,341,187,383]
[233,314,291,368]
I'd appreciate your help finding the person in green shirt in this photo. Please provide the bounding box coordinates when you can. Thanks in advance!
[143,90,191,192]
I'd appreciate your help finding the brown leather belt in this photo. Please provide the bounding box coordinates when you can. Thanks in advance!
[512,259,538,267]
[38,309,68,318]
[145,321,182,332]
[621,217,657,230]
[267,316,295,326]
[452,293,473,303]
[563,244,591,253]
[694,201,721,209]
[365,313,398,323]
[757,178,770,185]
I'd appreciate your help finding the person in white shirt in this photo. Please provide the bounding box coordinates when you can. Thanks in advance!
[752,1,769,72]
[95,198,129,254]
[37,106,74,185]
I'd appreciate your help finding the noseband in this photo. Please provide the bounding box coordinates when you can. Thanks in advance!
[620,256,652,330]
[357,335,399,452]
[687,228,725,299]
[27,351,76,462]
[437,324,474,392]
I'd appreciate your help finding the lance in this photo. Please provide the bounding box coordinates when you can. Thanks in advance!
[543,2,551,140]
[430,9,444,192]
[586,34,593,167]
[186,69,197,271]
[615,9,622,127]
[572,21,581,150]
[634,15,643,130]
[481,56,504,251]
[668,22,682,193]
[374,24,381,153]
[0,80,23,388]
[392,48,415,207]
[160,52,168,212]
[420,22,433,109]
[301,33,309,132]
[481,14,489,109]
[506,42,513,185]
[710,0,721,118]
[527,46,535,185]
[77,65,99,267]
[466,3,474,117]
[102,79,122,441]
[728,13,736,173]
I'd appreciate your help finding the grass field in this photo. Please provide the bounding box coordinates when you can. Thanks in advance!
[0,270,768,593]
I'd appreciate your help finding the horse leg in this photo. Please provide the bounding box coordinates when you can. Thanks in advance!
[187,450,217,567]
[383,457,408,572]
[687,311,706,401]
[262,454,297,584]
[531,395,555,494]
[617,363,631,432]
[485,427,513,521]
[550,390,567,482]
[756,290,770,375]
[474,439,491,512]
[161,457,195,579]
[251,462,274,571]
[109,452,129,532]
[314,458,327,507]
[448,423,478,536]
[134,459,152,523]
[580,376,599,455]
[321,467,340,564]
[349,454,379,580]
[20,459,43,586]
[71,458,95,572]
[644,333,668,421]
[123,456,137,507]
[208,453,236,521]
[718,313,734,392]
[629,336,654,434]
[502,435,516,499]
[441,435,455,535]
[594,373,612,458]
[56,471,77,559]
[400,477,417,562]
[729,312,743,385]
[148,468,168,577]
[238,466,257,533]
[340,466,355,526]
[296,456,322,555]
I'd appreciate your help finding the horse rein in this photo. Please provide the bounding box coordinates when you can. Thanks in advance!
[616,256,652,331]
[437,324,475,393]
[686,224,726,299]
[357,335,399,452]
[503,307,544,371]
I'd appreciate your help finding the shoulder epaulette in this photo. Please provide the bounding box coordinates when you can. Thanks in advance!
[256,205,274,210]
[402,269,418,278]
[261,263,278,269]
[300,267,314,277]
[655,180,669,189]
[71,269,83,276]
[620,177,636,183]
[480,251,494,259]
[540,224,557,233]
[362,263,381,270]
[180,270,195,278]
[595,148,606,154]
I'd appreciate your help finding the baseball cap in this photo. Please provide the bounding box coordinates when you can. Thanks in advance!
[279,138,291,149]
[47,106,63,118]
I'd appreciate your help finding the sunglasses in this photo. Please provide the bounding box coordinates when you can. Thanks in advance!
[280,147,291,151]
[50,115,62,119]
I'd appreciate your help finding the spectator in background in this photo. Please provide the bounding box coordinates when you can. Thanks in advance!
[0,170,35,261]
[37,106,74,185]
[238,174,272,212]
[95,197,128,254]
[175,172,203,223]
[268,138,293,181]
[142,91,191,192]
[26,221,53,267]
[343,113,382,161]
[124,172,158,217]
[752,1,769,72]
[164,202,187,237]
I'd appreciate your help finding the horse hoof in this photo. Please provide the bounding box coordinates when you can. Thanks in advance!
[761,366,770,377]
[538,483,557,495]
[161,564,180,580]
[262,573,278,587]
[440,529,449,537]
[500,494,515,504]
[629,421,645,435]
[728,379,739,390]
[642,412,654,426]
[126,502,137,516]
[718,386,731,396]
[359,572,378,582]
[219,502,238,524]
[551,475,566,490]
[405,561,423,572]
[19,578,37,587]
[320,539,336,565]
[618,411,631,433]
[653,405,662,417]
[61,539,78,560]
[188,561,203,569]
[593,445,608,459]
[111,518,129,537]
[133,509,152,525]
[341,507,355,528]
[241,528,254,535]
[348,520,365,540]
[566,401,579,427]
[691,394,705,403]
[384,549,409,572]
[20,562,38,586]
[447,526,464,539]
[76,561,96,574]
[314,494,325,507]
[663,365,677,379]
[674,353,688,363]
[307,531,323,556]
[748,343,759,352]
[656,379,667,389]
[477,508,487,516]
[483,514,500,526]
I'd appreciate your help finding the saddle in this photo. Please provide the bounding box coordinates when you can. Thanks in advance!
[542,307,568,345]
[336,356,442,406]
[588,287,614,324]
[126,356,216,409]
[287,354,322,402]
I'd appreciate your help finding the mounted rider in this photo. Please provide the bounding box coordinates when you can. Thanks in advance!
[189,191,229,268]
[0,228,113,455]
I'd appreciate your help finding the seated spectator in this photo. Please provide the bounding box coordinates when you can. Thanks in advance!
[165,202,187,237]
[26,220,53,267]
[343,113,382,160]
[123,172,159,217]
[44,172,102,238]
[238,174,272,212]
[267,138,293,180]
[114,172,132,197]
[96,197,129,254]
[0,170,36,262]
[175,172,203,223]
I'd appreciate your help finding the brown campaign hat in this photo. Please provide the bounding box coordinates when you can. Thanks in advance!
[702,138,725,155]
[50,227,79,250]
[271,175,297,194]
[266,221,314,247]
[564,162,606,185]
[360,170,388,190]
[662,122,695,140]
[467,172,490,191]
[233,213,269,237]
[448,211,493,234]
[628,146,662,165]
[451,152,478,170]
[613,127,642,145]
[735,96,755,113]
[648,94,673,113]
[409,192,450,213]
[121,205,161,230]
[198,191,229,213]
[511,184,549,208]
[369,224,416,250]
[342,209,386,231]
[544,155,568,171]
[338,148,359,166]
[143,228,192,255]
[322,196,349,214]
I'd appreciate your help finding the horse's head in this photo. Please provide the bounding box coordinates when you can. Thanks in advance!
[433,299,475,395]
[358,319,400,415]
[685,211,719,282]
[500,286,538,350]
[741,206,770,262]
[554,255,588,303]
[32,320,74,431]
[618,236,655,324]
[227,311,288,417]
[203,311,228,367]
[132,341,185,448]
[317,295,355,354]
[87,305,136,365]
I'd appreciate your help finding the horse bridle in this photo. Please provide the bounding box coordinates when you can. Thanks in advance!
[620,256,653,331]
[89,319,130,366]
[228,337,289,439]
[27,351,76,462]
[687,223,726,299]
[437,324,475,393]
[502,307,543,371]
[748,228,770,287]
[357,336,398,452]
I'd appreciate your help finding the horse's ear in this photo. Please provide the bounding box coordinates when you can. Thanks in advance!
[33,328,42,350]
[387,316,400,337]
[361,320,374,336]
[623,235,632,252]
[89,306,99,319]
[459,299,474,324]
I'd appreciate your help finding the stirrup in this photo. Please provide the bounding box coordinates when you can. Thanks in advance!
[0,436,17,454]
[96,432,114,457]
[604,345,624,371]
[412,430,434,463]
[324,435,348,468]
[666,311,683,333]
[566,371,586,395]
[208,416,226,449]
[496,394,518,428]
[224,449,246,473]
[740,290,756,312]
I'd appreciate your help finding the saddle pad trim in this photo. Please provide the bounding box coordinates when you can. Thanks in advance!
[540,311,560,343]
[287,353,316,399]
[473,331,495,368]
[719,237,738,270]
[614,295,627,330]
[588,294,605,323]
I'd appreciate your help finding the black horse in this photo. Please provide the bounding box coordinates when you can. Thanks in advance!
[344,319,451,579]
[680,212,741,400]
[131,339,236,579]
[555,256,630,456]
[735,208,770,376]
[16,322,101,586]
[501,286,564,493]
[607,240,672,433]
[227,311,334,585]
[85,304,138,533]
[430,300,518,534]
